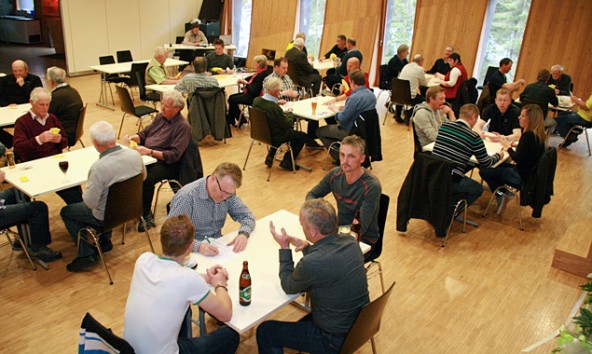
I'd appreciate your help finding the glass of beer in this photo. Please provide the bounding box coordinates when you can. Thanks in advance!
[311,100,317,116]
[6,151,16,168]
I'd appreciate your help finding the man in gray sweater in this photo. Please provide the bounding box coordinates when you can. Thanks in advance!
[61,121,145,272]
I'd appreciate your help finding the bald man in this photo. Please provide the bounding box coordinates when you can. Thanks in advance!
[0,60,43,148]
[326,57,369,103]
[0,59,43,107]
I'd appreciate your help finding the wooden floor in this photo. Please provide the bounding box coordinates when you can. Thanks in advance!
[1,47,591,353]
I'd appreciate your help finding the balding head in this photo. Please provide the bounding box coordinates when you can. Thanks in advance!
[346,57,360,73]
[12,60,28,78]
[413,54,424,65]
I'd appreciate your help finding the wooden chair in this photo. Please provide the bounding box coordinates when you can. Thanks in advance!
[365,194,389,294]
[115,85,158,139]
[243,107,295,181]
[339,281,396,354]
[71,104,87,149]
[383,78,413,125]
[76,174,154,284]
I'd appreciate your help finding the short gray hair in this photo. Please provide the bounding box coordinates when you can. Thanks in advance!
[47,66,66,84]
[294,38,305,47]
[254,55,268,68]
[413,54,424,64]
[264,77,282,93]
[301,199,338,236]
[551,64,564,72]
[163,89,185,109]
[89,121,116,146]
[30,87,50,103]
[154,46,167,57]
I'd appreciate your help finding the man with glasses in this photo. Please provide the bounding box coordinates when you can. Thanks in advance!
[168,162,255,256]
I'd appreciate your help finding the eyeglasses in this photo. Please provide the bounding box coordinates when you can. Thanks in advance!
[215,176,236,196]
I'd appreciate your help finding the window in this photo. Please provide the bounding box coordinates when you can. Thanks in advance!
[382,0,417,63]
[476,0,531,83]
[232,0,252,58]
[298,0,327,58]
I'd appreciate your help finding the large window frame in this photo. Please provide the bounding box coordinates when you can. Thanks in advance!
[381,0,416,63]
[298,0,326,58]
[232,0,252,58]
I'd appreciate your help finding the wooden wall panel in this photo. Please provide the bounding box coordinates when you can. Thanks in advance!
[514,0,592,97]
[246,0,298,68]
[411,0,487,76]
[319,0,383,73]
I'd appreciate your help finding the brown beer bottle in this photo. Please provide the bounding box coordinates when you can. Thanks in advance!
[239,261,251,306]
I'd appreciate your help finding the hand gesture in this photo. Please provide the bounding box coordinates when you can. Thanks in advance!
[488,133,502,142]
[39,131,57,144]
[269,221,291,249]
[135,146,151,156]
[289,236,309,252]
[199,243,219,256]
[16,77,25,87]
[500,140,512,149]
[207,265,228,286]
[441,105,452,115]
[227,234,248,253]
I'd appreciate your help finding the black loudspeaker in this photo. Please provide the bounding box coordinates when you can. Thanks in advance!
[199,0,225,21]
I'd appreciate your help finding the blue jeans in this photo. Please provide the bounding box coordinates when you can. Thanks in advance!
[60,202,109,257]
[0,188,51,247]
[452,176,483,206]
[257,315,346,354]
[555,112,592,137]
[479,164,522,192]
[177,327,239,354]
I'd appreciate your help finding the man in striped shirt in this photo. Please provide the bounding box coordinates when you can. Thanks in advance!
[433,104,505,205]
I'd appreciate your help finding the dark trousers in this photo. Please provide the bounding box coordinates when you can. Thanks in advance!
[555,111,592,137]
[142,161,180,216]
[325,74,342,94]
[270,130,308,165]
[0,128,13,148]
[479,164,522,193]
[60,202,110,257]
[227,93,252,125]
[57,186,83,205]
[452,176,484,206]
[301,72,322,96]
[177,308,239,354]
[256,314,346,354]
[0,188,52,248]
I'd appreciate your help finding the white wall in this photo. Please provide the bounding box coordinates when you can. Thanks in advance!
[61,0,203,75]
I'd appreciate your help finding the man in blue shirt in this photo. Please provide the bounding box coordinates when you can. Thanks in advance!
[317,70,376,161]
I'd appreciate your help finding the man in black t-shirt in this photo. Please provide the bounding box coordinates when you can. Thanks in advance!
[485,58,525,97]
[473,88,521,142]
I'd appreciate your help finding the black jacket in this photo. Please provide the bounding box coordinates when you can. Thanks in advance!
[351,109,382,166]
[397,153,454,237]
[520,146,556,218]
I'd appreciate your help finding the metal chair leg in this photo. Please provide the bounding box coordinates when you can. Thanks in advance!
[79,227,113,285]
[517,191,523,231]
[370,337,377,354]
[243,140,256,170]
[442,199,467,247]
[2,229,36,271]
[267,146,280,182]
[117,113,126,138]
[140,216,155,253]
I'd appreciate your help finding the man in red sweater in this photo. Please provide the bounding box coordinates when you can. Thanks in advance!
[13,87,82,204]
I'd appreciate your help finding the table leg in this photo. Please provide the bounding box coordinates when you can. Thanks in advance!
[96,73,115,111]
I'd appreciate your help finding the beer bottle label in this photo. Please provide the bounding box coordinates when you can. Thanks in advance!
[240,286,251,301]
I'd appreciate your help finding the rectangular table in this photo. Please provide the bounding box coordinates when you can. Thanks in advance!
[189,209,370,334]
[0,146,156,199]
[286,96,341,121]
[0,103,30,127]
[89,58,189,110]
[423,137,509,166]
[164,43,237,52]
[145,72,251,94]
[313,59,337,72]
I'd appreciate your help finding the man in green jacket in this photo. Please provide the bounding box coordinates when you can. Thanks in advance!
[252,77,307,170]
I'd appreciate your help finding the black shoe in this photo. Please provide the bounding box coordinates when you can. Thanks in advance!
[99,239,113,253]
[394,115,404,123]
[280,162,300,171]
[561,131,580,147]
[66,255,98,272]
[11,240,23,251]
[305,140,324,150]
[30,246,63,262]
[265,152,274,167]
[138,213,156,232]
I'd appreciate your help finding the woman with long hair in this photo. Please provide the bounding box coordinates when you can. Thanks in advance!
[480,104,547,211]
